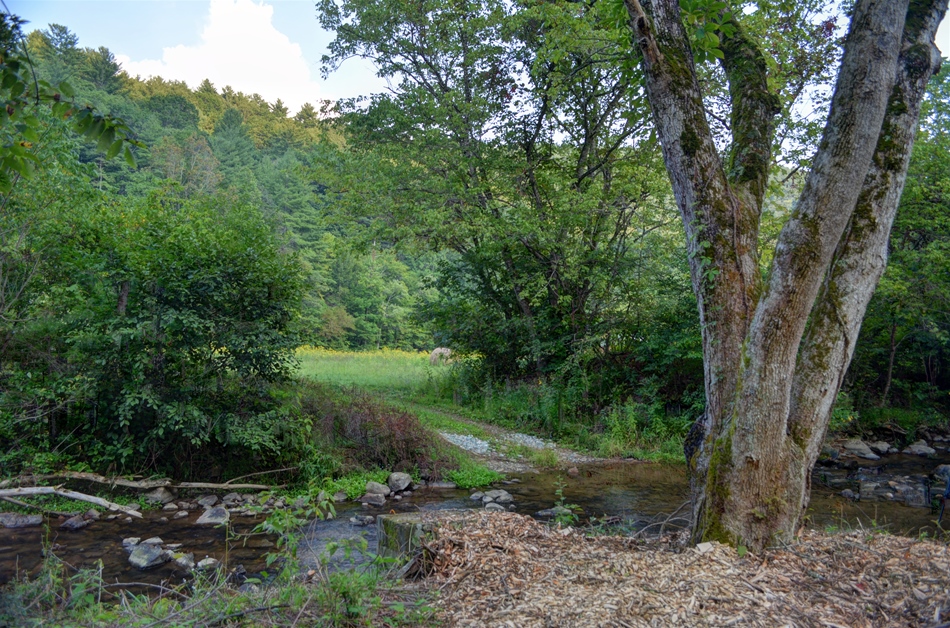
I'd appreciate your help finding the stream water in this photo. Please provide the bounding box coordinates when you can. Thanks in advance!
[2,454,948,589]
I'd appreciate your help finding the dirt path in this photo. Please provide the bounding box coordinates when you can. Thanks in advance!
[400,402,604,473]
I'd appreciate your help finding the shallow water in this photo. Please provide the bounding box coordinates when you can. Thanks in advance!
[2,454,947,588]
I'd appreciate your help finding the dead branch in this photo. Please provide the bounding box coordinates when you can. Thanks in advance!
[0,471,277,491]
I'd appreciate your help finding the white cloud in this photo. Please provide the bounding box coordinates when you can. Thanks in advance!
[116,0,321,114]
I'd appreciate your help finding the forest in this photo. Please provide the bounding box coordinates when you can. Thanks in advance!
[1,0,950,623]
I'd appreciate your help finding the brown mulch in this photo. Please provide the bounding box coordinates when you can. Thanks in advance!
[411,511,950,627]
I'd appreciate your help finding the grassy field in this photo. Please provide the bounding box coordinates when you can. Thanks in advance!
[296,347,444,392]
[295,348,688,463]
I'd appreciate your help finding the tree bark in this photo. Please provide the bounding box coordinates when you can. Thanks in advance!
[626,0,946,549]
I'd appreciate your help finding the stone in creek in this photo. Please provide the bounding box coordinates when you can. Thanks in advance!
[122,537,141,550]
[196,507,230,525]
[197,494,219,508]
[388,472,412,493]
[484,503,506,512]
[173,553,195,571]
[359,493,386,507]
[427,481,458,489]
[483,489,514,504]
[868,441,892,455]
[84,509,100,521]
[129,544,171,570]
[162,503,179,512]
[0,513,43,528]
[842,439,879,460]
[142,537,163,545]
[365,481,391,496]
[143,487,177,504]
[934,464,950,480]
[332,491,348,502]
[470,492,484,501]
[60,515,90,531]
[903,440,936,456]
[221,492,242,506]
[173,510,189,520]
[196,557,220,570]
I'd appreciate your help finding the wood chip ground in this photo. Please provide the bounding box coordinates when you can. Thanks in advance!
[409,511,950,627]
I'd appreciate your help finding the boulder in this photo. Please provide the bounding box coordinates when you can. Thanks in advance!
[0,513,43,528]
[842,439,879,460]
[483,489,514,504]
[197,495,219,508]
[470,492,484,501]
[359,493,386,507]
[377,512,434,558]
[60,515,90,531]
[122,537,141,551]
[129,544,171,570]
[196,507,230,526]
[388,472,412,492]
[365,481,391,496]
[903,440,936,456]
[143,487,177,505]
[84,509,100,521]
[868,441,892,455]
[484,503,506,511]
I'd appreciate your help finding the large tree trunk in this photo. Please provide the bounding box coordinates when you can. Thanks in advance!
[625,0,946,549]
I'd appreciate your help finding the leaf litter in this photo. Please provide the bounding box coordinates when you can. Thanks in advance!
[403,511,950,627]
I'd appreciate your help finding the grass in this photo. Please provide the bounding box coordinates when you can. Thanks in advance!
[295,348,688,464]
[297,347,441,393]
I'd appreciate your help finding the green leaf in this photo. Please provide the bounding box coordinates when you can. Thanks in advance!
[123,145,137,168]
[97,126,116,152]
[58,80,75,98]
[106,138,123,160]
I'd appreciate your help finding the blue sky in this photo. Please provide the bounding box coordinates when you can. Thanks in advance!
[8,1,950,115]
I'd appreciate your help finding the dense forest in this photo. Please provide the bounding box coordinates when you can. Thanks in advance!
[0,1,948,488]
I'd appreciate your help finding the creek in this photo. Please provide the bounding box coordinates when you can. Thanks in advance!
[2,454,948,589]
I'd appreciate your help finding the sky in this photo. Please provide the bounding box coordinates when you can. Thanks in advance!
[8,0,390,113]
[8,0,950,115]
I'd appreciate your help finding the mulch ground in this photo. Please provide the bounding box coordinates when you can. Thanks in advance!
[408,511,950,627]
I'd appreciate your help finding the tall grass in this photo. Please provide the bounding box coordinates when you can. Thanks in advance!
[297,347,439,393]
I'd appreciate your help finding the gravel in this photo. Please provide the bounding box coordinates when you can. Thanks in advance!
[502,433,556,449]
[439,432,493,455]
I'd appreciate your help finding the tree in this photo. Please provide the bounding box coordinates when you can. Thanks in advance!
[624,0,946,549]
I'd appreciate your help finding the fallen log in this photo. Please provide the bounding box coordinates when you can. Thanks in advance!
[0,472,277,491]
[0,487,143,518]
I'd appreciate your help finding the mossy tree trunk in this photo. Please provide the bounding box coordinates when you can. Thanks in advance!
[624,0,947,550]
